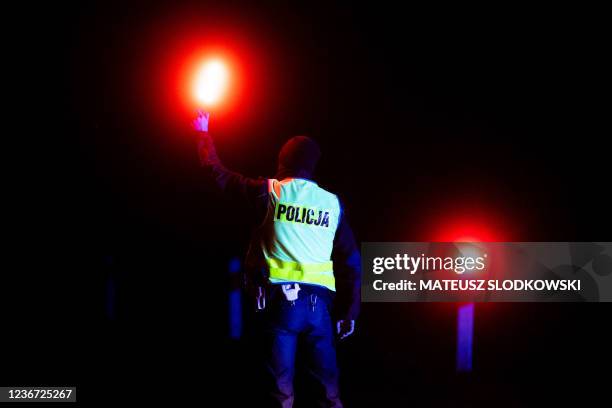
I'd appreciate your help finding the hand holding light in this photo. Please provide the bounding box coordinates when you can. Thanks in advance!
[193,110,210,132]
[194,110,219,166]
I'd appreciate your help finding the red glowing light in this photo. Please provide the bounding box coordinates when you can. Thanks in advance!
[193,59,229,106]
[174,47,246,119]
[150,17,273,136]
[436,219,501,242]
[427,208,513,243]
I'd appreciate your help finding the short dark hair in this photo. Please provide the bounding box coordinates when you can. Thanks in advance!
[278,136,321,175]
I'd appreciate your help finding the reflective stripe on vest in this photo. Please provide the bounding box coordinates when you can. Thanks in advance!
[267,258,335,289]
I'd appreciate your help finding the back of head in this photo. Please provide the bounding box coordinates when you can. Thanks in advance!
[276,135,321,179]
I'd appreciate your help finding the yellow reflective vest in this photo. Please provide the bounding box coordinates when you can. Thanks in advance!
[258,178,341,291]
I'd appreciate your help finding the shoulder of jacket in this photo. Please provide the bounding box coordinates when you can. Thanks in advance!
[315,184,340,205]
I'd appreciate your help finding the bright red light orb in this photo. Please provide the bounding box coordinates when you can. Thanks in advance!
[426,207,515,243]
[193,59,229,106]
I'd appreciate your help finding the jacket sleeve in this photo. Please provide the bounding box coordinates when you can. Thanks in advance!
[331,202,362,321]
[197,131,268,205]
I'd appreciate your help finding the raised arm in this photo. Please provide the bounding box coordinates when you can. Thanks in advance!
[193,111,267,204]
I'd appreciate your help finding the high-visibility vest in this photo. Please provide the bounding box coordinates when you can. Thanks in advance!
[259,178,341,291]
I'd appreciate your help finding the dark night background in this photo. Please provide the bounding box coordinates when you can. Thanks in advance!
[4,1,610,406]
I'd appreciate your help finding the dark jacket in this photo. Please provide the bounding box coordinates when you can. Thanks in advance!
[198,132,361,321]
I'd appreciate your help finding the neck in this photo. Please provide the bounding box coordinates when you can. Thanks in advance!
[275,166,313,181]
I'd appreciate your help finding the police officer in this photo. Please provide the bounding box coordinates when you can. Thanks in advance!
[194,111,361,408]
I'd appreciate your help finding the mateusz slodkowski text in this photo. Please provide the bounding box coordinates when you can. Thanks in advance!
[372,279,581,292]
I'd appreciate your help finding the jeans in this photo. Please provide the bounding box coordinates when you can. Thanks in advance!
[262,284,342,408]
